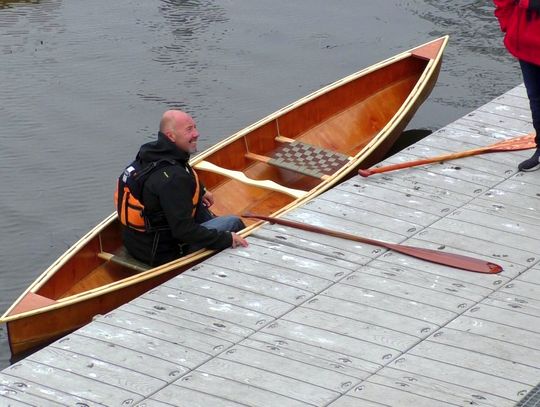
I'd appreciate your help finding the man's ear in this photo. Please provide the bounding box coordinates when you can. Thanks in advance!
[163,131,175,143]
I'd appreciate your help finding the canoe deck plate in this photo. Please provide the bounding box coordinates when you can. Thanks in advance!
[269,141,350,179]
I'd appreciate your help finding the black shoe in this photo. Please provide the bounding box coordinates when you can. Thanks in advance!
[518,148,540,172]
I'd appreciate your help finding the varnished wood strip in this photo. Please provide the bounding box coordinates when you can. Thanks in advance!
[194,160,307,199]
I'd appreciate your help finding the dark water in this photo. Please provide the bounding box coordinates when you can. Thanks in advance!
[0,0,522,369]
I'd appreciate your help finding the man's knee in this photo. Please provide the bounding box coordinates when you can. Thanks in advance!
[225,216,245,232]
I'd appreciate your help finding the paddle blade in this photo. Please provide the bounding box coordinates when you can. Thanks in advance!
[387,243,502,274]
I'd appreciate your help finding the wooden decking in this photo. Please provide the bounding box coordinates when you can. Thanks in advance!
[1,85,539,406]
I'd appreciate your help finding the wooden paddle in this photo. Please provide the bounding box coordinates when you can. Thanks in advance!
[358,134,536,177]
[243,214,502,274]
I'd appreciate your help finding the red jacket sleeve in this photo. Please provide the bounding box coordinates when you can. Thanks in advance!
[494,0,516,32]
[518,0,540,11]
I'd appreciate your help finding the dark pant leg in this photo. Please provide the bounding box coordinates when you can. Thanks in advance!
[519,59,540,145]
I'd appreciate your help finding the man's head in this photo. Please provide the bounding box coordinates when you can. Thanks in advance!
[160,110,199,154]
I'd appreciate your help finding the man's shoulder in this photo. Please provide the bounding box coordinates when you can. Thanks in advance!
[146,161,190,183]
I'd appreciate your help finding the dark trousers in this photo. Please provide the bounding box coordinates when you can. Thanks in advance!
[520,59,540,145]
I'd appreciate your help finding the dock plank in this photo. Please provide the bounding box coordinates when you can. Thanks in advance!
[341,271,475,312]
[28,346,165,397]
[462,302,540,334]
[184,262,312,305]
[517,266,540,285]
[322,281,457,325]
[219,344,359,393]
[282,306,420,353]
[304,293,438,337]
[139,284,269,330]
[3,360,140,406]
[348,379,465,407]
[446,315,540,350]
[164,371,313,407]
[164,274,294,317]
[0,382,66,407]
[77,320,210,369]
[126,299,249,344]
[347,177,470,210]
[365,260,493,301]
[409,340,540,386]
[226,238,360,281]
[301,196,425,236]
[425,328,540,369]
[259,318,392,366]
[328,395,386,407]
[388,353,530,402]
[372,366,511,407]
[145,386,249,407]
[200,358,340,406]
[248,331,380,375]
[285,207,409,243]
[97,307,233,356]
[206,251,337,293]
[51,333,188,382]
[320,188,442,226]
[242,336,369,378]
[252,226,372,265]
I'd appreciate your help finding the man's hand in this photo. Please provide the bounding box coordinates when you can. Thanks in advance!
[202,191,214,208]
[231,232,248,248]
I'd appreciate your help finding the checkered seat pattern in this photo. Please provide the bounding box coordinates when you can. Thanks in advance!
[268,141,350,179]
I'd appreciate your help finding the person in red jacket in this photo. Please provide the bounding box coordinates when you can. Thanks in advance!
[494,0,540,170]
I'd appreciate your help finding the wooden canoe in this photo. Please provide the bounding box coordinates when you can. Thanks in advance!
[1,36,448,357]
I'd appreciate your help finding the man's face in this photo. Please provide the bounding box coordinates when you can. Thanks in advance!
[172,115,199,154]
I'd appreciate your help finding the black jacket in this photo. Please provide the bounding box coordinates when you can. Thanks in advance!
[122,132,232,265]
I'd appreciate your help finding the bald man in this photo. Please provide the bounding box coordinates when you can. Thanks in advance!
[117,110,247,266]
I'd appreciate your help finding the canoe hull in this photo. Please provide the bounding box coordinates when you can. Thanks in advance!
[2,36,449,357]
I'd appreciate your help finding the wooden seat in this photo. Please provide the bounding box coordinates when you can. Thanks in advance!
[98,247,151,273]
[246,138,352,180]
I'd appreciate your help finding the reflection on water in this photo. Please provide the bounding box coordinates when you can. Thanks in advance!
[0,0,523,370]
[403,0,521,110]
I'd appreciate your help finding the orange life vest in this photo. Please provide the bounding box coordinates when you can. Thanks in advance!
[114,160,201,232]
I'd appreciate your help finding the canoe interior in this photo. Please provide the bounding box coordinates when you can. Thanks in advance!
[22,53,430,305]
[200,55,428,194]
[34,221,126,300]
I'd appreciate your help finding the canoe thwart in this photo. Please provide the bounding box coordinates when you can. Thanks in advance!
[98,247,150,273]
[194,160,307,199]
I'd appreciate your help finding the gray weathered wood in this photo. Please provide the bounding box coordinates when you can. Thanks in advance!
[446,315,540,350]
[3,85,540,407]
[248,331,380,375]
[3,359,141,405]
[372,366,513,407]
[349,379,466,407]
[388,353,530,401]
[175,370,318,407]
[323,281,457,325]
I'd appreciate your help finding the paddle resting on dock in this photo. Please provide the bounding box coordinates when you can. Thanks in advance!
[243,214,503,274]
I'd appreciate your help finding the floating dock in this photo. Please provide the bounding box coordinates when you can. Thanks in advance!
[1,85,539,407]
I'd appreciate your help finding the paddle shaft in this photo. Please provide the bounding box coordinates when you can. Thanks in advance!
[359,134,536,177]
[244,214,502,274]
